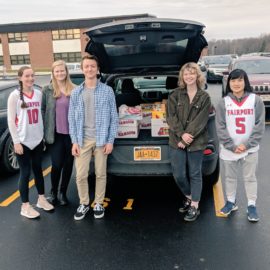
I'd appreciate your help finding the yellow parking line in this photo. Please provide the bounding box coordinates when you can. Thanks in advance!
[0,166,51,207]
[213,176,227,217]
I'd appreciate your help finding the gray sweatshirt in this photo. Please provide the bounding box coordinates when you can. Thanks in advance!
[215,92,265,152]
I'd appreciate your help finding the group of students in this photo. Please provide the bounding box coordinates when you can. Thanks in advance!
[7,55,118,220]
[7,55,265,222]
[167,62,265,222]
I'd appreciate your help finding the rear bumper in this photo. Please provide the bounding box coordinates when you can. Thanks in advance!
[107,145,219,177]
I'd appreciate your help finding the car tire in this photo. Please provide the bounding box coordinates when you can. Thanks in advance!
[2,136,19,173]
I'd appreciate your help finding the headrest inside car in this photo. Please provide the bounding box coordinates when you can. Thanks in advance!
[166,76,178,90]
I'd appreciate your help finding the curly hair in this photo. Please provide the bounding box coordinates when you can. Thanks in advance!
[178,62,206,90]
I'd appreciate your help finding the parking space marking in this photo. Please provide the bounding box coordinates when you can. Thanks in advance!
[0,166,51,207]
[213,176,227,217]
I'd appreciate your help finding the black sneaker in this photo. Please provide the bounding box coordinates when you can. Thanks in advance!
[179,198,191,213]
[184,206,200,222]
[74,204,90,220]
[93,203,105,219]
[47,192,58,206]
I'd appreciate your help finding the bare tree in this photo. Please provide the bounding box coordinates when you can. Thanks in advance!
[207,34,270,56]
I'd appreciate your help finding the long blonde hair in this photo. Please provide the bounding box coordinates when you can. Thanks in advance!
[178,62,206,90]
[51,60,74,98]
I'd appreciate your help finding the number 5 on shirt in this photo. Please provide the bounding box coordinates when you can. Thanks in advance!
[235,117,246,134]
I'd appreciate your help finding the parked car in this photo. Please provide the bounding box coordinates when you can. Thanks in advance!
[0,80,42,173]
[202,55,232,82]
[73,18,219,184]
[222,56,270,110]
[66,63,81,71]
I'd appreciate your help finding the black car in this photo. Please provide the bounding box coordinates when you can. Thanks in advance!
[202,55,232,82]
[76,18,219,184]
[0,80,41,173]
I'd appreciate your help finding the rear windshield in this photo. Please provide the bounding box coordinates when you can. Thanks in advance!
[234,59,270,74]
[104,39,188,57]
[203,55,232,65]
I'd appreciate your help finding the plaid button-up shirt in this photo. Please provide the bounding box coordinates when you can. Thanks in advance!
[68,81,118,147]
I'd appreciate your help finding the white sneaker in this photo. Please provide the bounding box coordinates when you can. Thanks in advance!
[37,196,54,211]
[21,204,40,219]
[93,203,105,219]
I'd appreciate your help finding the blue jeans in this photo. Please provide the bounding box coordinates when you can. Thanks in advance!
[170,146,203,202]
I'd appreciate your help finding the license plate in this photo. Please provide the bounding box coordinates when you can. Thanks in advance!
[260,94,270,101]
[134,146,161,161]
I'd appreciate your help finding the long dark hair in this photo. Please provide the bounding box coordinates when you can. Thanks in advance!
[18,66,32,108]
[225,69,252,96]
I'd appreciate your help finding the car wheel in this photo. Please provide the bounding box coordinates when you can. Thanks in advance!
[2,136,19,173]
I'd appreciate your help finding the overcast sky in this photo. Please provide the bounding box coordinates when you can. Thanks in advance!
[0,0,269,40]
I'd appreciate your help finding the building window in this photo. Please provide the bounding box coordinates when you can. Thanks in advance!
[8,32,28,42]
[52,29,81,40]
[10,55,30,65]
[54,52,81,63]
[0,56,3,66]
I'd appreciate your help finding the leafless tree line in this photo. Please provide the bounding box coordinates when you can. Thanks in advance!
[207,34,270,56]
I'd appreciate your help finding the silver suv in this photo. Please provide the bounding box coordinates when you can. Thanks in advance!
[73,18,219,184]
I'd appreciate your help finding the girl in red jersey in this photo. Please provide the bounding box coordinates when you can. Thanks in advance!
[7,66,54,219]
[215,69,265,222]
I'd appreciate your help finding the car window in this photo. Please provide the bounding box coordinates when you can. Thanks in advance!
[133,76,166,90]
[70,75,84,86]
[0,86,17,110]
[234,59,270,74]
[203,55,232,65]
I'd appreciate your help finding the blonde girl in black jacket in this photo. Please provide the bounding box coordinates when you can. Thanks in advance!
[166,62,211,222]
[41,60,75,206]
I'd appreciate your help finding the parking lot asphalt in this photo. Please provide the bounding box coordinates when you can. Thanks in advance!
[1,82,270,270]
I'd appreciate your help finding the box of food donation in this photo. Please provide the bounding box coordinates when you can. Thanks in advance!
[116,119,140,138]
[140,103,166,129]
[151,110,166,119]
[118,105,142,120]
[151,118,169,137]
[140,110,152,129]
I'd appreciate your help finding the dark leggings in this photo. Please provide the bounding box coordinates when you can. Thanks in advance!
[16,141,44,203]
[49,133,74,195]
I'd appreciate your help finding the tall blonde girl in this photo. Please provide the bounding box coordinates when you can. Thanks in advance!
[42,60,75,206]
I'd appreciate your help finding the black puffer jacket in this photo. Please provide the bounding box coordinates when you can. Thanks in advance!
[166,87,211,151]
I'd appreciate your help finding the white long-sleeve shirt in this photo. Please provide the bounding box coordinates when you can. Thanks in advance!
[7,88,43,149]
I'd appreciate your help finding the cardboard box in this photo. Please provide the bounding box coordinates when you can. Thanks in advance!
[151,118,169,137]
[118,105,142,120]
[140,111,152,129]
[152,110,166,119]
[116,119,140,138]
[140,103,165,111]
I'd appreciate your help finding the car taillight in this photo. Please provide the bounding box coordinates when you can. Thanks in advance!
[204,149,213,155]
